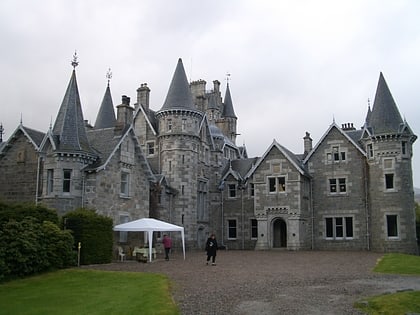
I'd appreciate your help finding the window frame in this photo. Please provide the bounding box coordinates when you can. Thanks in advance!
[227,219,237,239]
[47,169,54,195]
[325,216,354,240]
[386,214,399,239]
[228,183,237,198]
[385,173,394,190]
[250,219,258,239]
[62,169,72,193]
[120,171,130,197]
[268,176,286,194]
[328,177,347,195]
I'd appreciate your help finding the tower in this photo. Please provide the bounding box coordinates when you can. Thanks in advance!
[38,53,98,215]
[216,82,237,144]
[156,58,204,247]
[361,73,418,253]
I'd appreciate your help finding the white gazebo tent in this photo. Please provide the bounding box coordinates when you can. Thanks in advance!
[113,218,185,262]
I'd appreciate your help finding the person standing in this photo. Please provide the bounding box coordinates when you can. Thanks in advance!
[162,234,172,261]
[205,234,218,266]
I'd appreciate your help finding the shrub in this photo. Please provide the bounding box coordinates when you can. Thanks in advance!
[63,208,113,265]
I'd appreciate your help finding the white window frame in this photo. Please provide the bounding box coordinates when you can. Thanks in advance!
[62,169,72,193]
[325,216,354,240]
[120,171,130,197]
[268,176,286,194]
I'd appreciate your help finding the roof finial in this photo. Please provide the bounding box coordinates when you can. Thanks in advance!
[367,98,371,109]
[106,68,112,86]
[71,51,79,69]
[20,113,23,125]
[226,72,231,85]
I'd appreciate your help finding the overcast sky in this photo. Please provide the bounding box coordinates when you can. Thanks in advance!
[1,0,419,187]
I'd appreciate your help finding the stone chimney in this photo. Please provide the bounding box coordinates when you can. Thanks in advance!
[115,95,134,132]
[303,132,312,155]
[190,80,206,99]
[136,83,150,112]
[213,80,221,94]
[341,123,356,131]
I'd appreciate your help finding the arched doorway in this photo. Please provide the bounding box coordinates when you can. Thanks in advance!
[273,218,287,248]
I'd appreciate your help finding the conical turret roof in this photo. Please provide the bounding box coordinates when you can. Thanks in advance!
[161,58,194,110]
[52,70,93,152]
[222,83,237,118]
[94,84,116,129]
[369,73,403,135]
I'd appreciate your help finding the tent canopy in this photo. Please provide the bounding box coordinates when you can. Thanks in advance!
[113,218,185,262]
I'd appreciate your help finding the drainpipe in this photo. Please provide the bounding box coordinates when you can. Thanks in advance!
[310,178,314,250]
[219,182,225,247]
[364,161,370,251]
[35,156,41,205]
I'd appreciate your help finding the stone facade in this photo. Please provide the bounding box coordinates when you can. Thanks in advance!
[0,61,417,254]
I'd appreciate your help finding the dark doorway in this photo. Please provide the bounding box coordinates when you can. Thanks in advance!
[273,219,287,248]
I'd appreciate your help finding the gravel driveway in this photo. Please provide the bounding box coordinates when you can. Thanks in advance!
[83,250,420,315]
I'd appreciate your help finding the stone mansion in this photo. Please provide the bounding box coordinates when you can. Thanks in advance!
[0,57,417,254]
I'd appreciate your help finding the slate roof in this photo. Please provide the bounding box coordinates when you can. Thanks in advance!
[160,58,194,111]
[368,73,404,135]
[94,84,116,129]
[52,70,94,154]
[85,127,119,169]
[0,124,45,154]
[222,83,237,118]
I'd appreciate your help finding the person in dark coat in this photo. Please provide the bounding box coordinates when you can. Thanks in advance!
[205,234,218,265]
[162,234,172,261]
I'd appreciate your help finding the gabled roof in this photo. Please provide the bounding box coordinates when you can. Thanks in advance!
[52,69,94,154]
[0,124,45,155]
[85,125,155,182]
[303,122,366,164]
[94,84,116,129]
[133,104,158,136]
[368,73,404,135]
[246,140,309,179]
[160,58,194,111]
[222,83,237,118]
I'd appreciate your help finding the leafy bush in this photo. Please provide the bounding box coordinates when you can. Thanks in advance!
[63,208,113,265]
[0,203,75,282]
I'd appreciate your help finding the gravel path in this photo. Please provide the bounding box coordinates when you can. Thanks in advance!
[83,250,420,315]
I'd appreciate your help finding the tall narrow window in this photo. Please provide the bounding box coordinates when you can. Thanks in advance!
[401,141,407,155]
[47,169,54,194]
[63,169,72,193]
[120,172,129,196]
[333,146,340,161]
[329,179,337,193]
[385,174,394,189]
[147,142,155,155]
[386,215,398,238]
[228,220,237,239]
[228,184,236,198]
[182,119,187,131]
[367,144,374,158]
[167,119,172,131]
[251,219,258,239]
[277,177,286,192]
[249,183,255,197]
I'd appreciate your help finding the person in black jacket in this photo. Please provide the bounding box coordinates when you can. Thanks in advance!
[205,234,218,266]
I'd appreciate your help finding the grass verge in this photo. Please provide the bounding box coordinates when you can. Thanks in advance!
[354,253,420,315]
[0,269,179,315]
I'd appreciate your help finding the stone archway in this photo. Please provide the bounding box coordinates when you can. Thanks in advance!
[273,218,287,248]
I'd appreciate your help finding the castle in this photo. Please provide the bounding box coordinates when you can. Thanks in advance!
[0,56,418,254]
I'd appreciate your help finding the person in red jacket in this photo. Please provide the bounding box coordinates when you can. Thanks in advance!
[162,234,172,261]
[205,234,218,266]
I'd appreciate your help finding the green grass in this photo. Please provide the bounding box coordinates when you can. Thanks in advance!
[0,269,179,315]
[373,253,420,275]
[355,253,420,315]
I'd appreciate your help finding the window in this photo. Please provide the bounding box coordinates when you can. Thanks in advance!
[249,183,254,197]
[63,169,72,193]
[367,144,374,158]
[385,174,394,190]
[325,217,353,239]
[167,119,172,131]
[327,146,346,163]
[47,169,54,194]
[120,172,130,196]
[386,215,398,238]
[228,220,237,239]
[147,142,155,155]
[401,141,407,155]
[251,219,258,239]
[268,176,286,193]
[119,215,129,242]
[329,178,346,194]
[228,184,236,198]
[182,119,187,131]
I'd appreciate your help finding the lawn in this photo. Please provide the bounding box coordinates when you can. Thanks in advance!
[354,253,420,315]
[0,269,179,315]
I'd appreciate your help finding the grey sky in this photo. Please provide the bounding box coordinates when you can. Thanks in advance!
[1,0,419,187]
